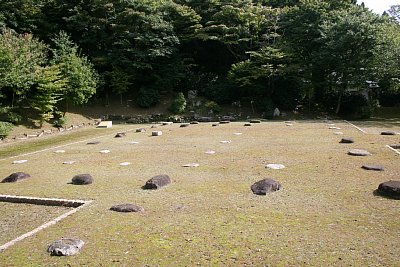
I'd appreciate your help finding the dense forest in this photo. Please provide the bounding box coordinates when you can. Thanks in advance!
[0,0,399,132]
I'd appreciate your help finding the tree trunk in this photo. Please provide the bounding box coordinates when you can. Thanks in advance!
[335,92,342,115]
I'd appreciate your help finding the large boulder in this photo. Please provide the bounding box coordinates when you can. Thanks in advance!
[1,172,31,183]
[251,178,282,195]
[377,180,400,199]
[71,174,93,185]
[110,204,144,213]
[47,238,84,256]
[144,174,171,189]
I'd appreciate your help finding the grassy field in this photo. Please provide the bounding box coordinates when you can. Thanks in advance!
[0,121,399,266]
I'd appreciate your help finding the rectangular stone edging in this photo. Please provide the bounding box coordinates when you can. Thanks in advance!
[0,195,92,252]
[386,145,400,155]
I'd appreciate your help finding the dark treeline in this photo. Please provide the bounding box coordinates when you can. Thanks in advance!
[0,0,399,130]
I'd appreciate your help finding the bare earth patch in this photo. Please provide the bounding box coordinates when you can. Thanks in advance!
[0,121,399,266]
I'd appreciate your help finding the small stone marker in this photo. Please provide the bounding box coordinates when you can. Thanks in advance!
[180,123,190,128]
[182,163,200,167]
[99,149,111,154]
[334,132,344,135]
[329,126,341,130]
[47,238,84,256]
[144,174,171,189]
[152,131,163,136]
[220,121,230,124]
[87,141,100,145]
[120,162,131,166]
[266,164,285,170]
[71,174,93,185]
[97,121,112,128]
[115,132,126,138]
[1,172,31,183]
[190,121,199,124]
[377,180,400,199]
[348,149,371,156]
[251,178,282,195]
[250,119,261,123]
[128,141,139,144]
[233,133,242,136]
[244,123,252,127]
[212,123,219,127]
[54,150,65,153]
[161,122,173,126]
[63,161,76,165]
[389,144,400,149]
[220,140,231,144]
[340,138,354,144]
[136,128,146,133]
[286,123,293,126]
[110,204,144,213]
[205,150,216,154]
[362,165,384,171]
[381,131,396,136]
[12,160,27,164]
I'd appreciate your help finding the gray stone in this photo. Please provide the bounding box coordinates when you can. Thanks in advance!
[251,178,282,195]
[348,149,371,156]
[389,144,400,149]
[87,141,100,145]
[244,123,252,127]
[381,131,396,136]
[152,131,163,136]
[71,174,93,185]
[212,123,219,127]
[219,120,230,124]
[362,165,384,171]
[221,116,235,121]
[1,172,31,183]
[144,174,171,189]
[47,238,84,256]
[377,180,400,199]
[110,204,144,212]
[115,132,126,138]
[180,123,190,127]
[136,128,146,133]
[190,121,199,124]
[340,138,354,144]
[250,119,261,123]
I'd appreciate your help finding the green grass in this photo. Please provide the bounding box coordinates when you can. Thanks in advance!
[0,121,399,266]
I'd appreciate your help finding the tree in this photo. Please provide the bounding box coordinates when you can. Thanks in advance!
[31,64,67,126]
[51,31,98,110]
[0,28,46,107]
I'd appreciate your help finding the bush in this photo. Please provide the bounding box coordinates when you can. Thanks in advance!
[136,88,160,108]
[53,116,68,127]
[170,92,186,114]
[255,97,275,119]
[0,121,14,139]
[204,101,221,113]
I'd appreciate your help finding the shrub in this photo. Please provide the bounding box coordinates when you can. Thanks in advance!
[0,121,14,139]
[255,97,275,119]
[204,101,221,113]
[53,116,68,127]
[170,92,186,114]
[136,88,160,108]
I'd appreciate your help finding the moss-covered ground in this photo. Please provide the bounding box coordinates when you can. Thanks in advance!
[0,121,399,266]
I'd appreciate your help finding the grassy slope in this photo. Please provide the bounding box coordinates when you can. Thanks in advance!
[0,121,399,266]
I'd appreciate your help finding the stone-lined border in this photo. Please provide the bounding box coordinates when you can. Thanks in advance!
[344,120,367,134]
[386,145,400,155]
[0,195,92,252]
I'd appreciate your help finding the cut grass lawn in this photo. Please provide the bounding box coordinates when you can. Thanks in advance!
[0,121,399,266]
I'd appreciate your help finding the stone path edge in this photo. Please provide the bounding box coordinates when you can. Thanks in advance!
[386,145,400,155]
[0,195,92,252]
[0,127,137,161]
[344,120,367,134]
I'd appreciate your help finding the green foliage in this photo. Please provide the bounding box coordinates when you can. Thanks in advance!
[0,28,47,106]
[136,88,160,108]
[0,106,22,124]
[53,115,68,127]
[204,100,221,113]
[51,31,98,106]
[170,92,187,114]
[0,121,13,138]
[30,65,66,126]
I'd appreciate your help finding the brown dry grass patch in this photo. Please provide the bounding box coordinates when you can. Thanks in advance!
[0,121,399,266]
